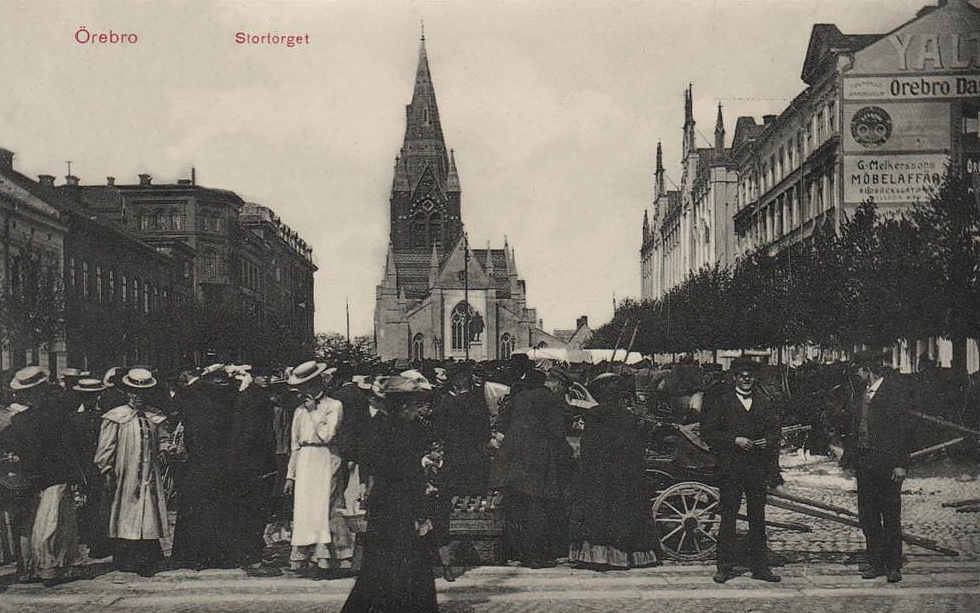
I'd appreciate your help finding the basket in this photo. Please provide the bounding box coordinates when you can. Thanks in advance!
[340,510,368,534]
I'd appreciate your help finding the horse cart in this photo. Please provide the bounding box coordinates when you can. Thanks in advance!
[642,421,959,561]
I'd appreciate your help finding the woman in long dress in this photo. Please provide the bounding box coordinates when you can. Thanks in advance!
[342,375,439,613]
[567,373,660,570]
[284,361,344,578]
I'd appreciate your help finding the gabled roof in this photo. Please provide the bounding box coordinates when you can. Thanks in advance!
[801,24,883,85]
[731,116,765,150]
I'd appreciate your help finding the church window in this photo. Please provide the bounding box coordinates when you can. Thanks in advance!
[451,302,474,350]
[499,333,515,360]
[412,333,425,361]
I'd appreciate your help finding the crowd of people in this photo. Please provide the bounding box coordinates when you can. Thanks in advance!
[0,348,922,610]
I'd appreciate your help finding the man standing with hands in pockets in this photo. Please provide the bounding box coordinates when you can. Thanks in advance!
[700,357,781,584]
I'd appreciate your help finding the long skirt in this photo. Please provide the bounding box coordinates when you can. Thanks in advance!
[24,484,80,580]
[290,447,339,567]
[502,488,565,564]
[341,506,438,613]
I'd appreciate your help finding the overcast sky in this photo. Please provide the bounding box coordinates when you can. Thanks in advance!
[0,0,932,337]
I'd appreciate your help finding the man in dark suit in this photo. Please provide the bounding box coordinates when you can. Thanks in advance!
[700,357,781,584]
[841,351,915,583]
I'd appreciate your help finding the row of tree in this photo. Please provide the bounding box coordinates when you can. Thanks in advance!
[591,173,980,373]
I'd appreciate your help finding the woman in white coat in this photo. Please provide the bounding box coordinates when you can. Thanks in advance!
[94,368,169,577]
[284,361,344,579]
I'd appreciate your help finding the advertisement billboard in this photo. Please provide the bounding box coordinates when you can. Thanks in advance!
[843,102,951,153]
[843,153,949,205]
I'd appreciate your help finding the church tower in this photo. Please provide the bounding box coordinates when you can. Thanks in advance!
[389,31,462,253]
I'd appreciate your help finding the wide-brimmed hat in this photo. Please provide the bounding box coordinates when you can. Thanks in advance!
[10,366,49,391]
[399,369,434,390]
[380,375,430,396]
[60,368,86,380]
[122,368,157,390]
[730,356,761,374]
[103,366,123,388]
[544,366,573,387]
[287,361,329,386]
[73,378,106,393]
[352,375,374,391]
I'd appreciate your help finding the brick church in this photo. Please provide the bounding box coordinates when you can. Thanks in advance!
[374,35,563,362]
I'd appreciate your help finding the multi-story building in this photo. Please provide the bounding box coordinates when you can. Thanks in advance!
[66,173,317,363]
[733,0,980,257]
[640,87,737,301]
[48,176,195,372]
[374,34,559,361]
[0,148,68,374]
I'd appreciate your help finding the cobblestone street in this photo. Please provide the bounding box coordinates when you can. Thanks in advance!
[2,560,978,613]
[3,458,979,613]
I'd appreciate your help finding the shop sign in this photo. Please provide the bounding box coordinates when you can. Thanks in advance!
[843,153,949,204]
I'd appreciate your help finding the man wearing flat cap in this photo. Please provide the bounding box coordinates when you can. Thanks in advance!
[700,357,781,584]
[842,350,914,583]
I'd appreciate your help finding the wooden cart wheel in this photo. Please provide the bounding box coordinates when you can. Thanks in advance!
[651,481,720,561]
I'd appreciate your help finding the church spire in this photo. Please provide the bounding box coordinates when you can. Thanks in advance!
[446,148,460,192]
[392,155,409,192]
[714,103,726,153]
[654,141,665,198]
[401,30,449,187]
[643,209,650,242]
[428,243,439,287]
[683,84,696,157]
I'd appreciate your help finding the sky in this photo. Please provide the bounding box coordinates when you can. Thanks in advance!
[0,0,934,337]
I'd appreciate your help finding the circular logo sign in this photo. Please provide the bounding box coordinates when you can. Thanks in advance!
[851,106,892,148]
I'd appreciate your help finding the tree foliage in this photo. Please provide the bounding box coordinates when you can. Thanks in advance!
[590,171,979,371]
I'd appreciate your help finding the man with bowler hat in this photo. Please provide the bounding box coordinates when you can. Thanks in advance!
[700,356,781,583]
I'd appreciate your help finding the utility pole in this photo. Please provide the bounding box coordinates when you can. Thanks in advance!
[463,232,469,361]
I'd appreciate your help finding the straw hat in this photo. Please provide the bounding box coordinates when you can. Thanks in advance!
[73,378,106,393]
[122,368,157,389]
[287,361,329,386]
[103,366,123,388]
[10,366,49,391]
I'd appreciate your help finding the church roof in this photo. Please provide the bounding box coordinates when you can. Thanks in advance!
[391,246,514,299]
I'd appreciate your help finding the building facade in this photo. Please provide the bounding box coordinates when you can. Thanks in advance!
[640,87,738,301]
[66,173,317,363]
[374,36,560,362]
[0,148,68,374]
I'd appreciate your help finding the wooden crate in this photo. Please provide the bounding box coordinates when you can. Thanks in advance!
[449,493,504,537]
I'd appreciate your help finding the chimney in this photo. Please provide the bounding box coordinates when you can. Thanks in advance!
[576,315,589,330]
[65,175,80,187]
[138,173,152,186]
[763,114,777,126]
[106,176,115,186]
[191,166,196,185]
[0,148,14,173]
[38,174,55,187]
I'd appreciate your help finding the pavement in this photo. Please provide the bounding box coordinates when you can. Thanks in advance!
[1,559,979,613]
[3,452,978,612]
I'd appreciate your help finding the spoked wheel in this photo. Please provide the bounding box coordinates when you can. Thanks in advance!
[651,481,720,561]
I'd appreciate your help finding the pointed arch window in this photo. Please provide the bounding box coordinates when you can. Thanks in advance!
[451,302,474,350]
[499,333,515,360]
[411,202,444,251]
[412,333,425,362]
